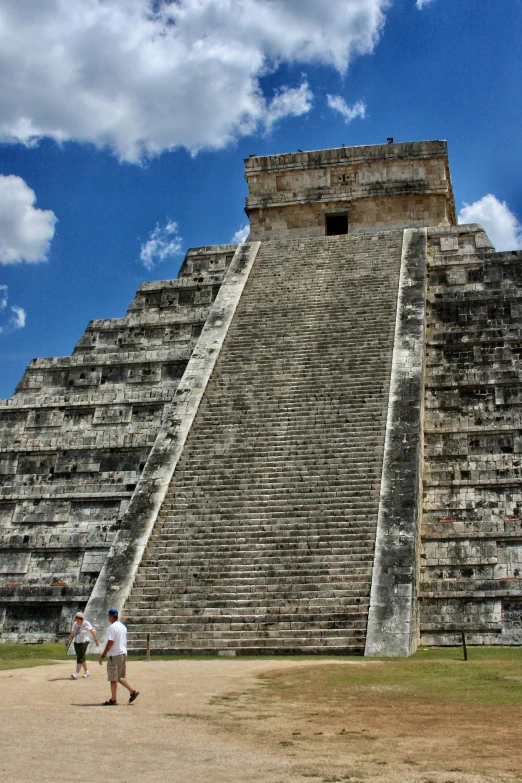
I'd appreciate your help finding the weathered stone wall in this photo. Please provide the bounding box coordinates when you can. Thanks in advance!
[365,228,427,656]
[420,225,522,645]
[249,194,449,241]
[0,245,235,642]
[245,141,456,240]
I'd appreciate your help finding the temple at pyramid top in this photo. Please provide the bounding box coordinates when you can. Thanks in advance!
[244,139,457,240]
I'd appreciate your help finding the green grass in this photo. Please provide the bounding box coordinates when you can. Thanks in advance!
[412,645,522,662]
[0,643,70,671]
[258,646,522,707]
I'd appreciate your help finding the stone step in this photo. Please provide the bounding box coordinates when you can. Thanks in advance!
[129,588,372,603]
[127,593,368,608]
[141,545,375,557]
[160,509,378,520]
[142,548,375,560]
[165,474,380,482]
[149,508,374,528]
[127,628,366,643]
[136,560,371,586]
[127,640,365,654]
[153,543,372,557]
[159,494,380,506]
[145,544,376,556]
[125,614,367,628]
[138,570,373,581]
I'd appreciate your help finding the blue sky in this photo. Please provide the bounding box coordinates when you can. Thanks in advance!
[0,0,521,399]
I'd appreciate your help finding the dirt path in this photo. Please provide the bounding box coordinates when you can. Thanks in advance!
[0,658,520,783]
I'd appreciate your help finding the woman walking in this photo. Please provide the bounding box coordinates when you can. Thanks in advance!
[66,611,99,679]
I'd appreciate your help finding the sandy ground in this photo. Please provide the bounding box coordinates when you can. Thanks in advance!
[0,657,521,783]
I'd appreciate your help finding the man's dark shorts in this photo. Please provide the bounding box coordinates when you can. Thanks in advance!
[74,641,89,664]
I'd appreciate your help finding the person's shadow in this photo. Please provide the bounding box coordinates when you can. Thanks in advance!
[48,676,79,681]
[71,703,116,707]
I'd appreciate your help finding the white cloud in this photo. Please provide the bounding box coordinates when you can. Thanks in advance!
[0,175,57,264]
[0,0,389,162]
[326,95,367,123]
[416,0,436,8]
[0,285,26,334]
[458,194,522,252]
[231,224,250,243]
[139,219,183,271]
[264,82,313,131]
[10,305,26,330]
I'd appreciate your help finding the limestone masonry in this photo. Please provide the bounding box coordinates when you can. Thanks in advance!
[1,140,521,654]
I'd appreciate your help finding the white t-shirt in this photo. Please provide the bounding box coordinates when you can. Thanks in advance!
[72,620,93,644]
[107,620,127,656]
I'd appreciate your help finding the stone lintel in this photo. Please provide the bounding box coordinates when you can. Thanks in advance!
[365,228,427,657]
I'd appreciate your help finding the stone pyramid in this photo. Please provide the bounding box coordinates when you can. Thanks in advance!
[1,140,521,654]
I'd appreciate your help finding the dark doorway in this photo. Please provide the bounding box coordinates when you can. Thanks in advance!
[325,213,348,235]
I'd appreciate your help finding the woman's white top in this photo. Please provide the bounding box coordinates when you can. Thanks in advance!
[72,620,93,643]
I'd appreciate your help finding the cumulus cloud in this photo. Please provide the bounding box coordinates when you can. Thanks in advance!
[458,195,522,252]
[416,0,436,8]
[231,224,250,243]
[139,219,183,271]
[327,95,367,123]
[0,175,57,264]
[10,305,26,329]
[0,0,389,162]
[0,285,26,334]
[264,82,313,131]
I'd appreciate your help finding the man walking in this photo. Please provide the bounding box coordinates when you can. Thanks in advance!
[98,608,140,706]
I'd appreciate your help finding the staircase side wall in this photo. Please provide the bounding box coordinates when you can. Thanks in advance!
[365,229,427,656]
[83,242,260,639]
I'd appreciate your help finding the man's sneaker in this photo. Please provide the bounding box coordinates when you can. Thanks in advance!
[82,671,90,678]
[71,673,79,680]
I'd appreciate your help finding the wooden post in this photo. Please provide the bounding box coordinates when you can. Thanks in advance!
[460,630,468,661]
[146,632,151,661]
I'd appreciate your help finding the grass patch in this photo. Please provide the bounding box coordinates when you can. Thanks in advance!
[258,646,522,707]
[0,643,70,671]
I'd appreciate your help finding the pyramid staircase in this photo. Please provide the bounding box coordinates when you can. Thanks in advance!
[123,231,404,653]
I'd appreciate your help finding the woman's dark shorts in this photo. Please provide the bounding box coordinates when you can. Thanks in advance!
[74,641,89,664]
